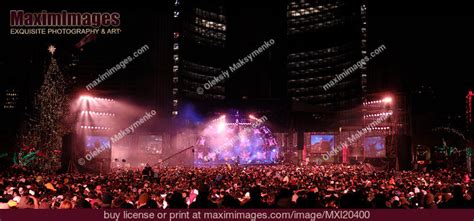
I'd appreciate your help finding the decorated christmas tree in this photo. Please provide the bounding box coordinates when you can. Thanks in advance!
[17,45,69,171]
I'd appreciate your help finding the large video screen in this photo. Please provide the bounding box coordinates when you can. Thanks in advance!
[309,135,335,153]
[364,136,386,158]
[85,136,110,150]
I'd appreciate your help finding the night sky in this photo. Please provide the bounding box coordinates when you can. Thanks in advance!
[369,1,473,118]
[370,15,474,114]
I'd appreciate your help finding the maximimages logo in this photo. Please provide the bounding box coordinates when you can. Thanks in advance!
[10,10,120,27]
[10,10,122,35]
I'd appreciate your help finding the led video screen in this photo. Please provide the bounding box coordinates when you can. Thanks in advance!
[309,135,335,153]
[85,136,110,150]
[363,136,386,158]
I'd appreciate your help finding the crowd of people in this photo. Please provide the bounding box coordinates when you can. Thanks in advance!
[1,163,473,209]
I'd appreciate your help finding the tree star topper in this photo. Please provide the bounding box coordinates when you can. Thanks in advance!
[48,45,56,55]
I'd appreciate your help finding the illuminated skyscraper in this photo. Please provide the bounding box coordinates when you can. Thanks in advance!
[177,0,227,102]
[287,0,366,111]
[2,89,20,110]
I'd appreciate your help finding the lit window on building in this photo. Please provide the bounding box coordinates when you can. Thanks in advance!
[173,43,179,50]
[173,55,179,63]
[194,8,226,23]
[194,17,226,31]
[191,26,225,40]
[174,11,180,18]
[189,8,227,46]
[173,32,180,38]
[288,7,320,17]
[3,89,19,109]
[173,65,179,72]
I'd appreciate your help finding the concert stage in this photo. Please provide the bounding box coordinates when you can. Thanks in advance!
[194,113,280,166]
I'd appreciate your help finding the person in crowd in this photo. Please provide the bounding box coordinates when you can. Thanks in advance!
[59,200,73,209]
[242,186,267,208]
[142,164,153,178]
[167,191,187,208]
[189,184,217,208]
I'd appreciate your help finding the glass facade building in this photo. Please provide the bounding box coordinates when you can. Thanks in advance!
[287,0,366,111]
[178,0,227,103]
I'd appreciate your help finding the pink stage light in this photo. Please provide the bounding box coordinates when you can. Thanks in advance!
[80,95,92,100]
[217,121,226,133]
[248,114,257,120]
[80,125,112,130]
[79,95,115,102]
[81,110,115,116]
[383,96,393,103]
